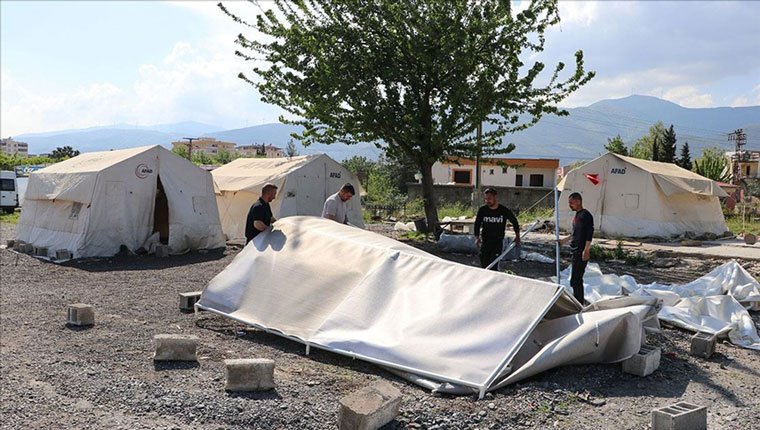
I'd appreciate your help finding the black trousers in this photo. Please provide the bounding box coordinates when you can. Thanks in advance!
[570,252,588,304]
[480,240,503,271]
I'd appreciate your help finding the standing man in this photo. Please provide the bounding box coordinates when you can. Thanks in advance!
[245,183,278,244]
[322,183,355,224]
[558,192,594,304]
[474,188,520,270]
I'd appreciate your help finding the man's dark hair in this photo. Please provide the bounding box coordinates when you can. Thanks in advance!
[341,183,355,195]
[483,188,497,196]
[568,192,582,201]
[262,183,278,194]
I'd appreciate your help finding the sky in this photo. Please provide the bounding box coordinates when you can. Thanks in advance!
[1,1,759,137]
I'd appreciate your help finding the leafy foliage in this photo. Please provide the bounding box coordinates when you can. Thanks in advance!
[285,139,299,158]
[221,0,594,228]
[604,135,628,156]
[661,124,677,163]
[693,146,730,182]
[0,153,56,171]
[630,121,666,160]
[50,146,80,160]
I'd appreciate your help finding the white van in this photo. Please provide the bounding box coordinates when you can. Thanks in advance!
[1,170,19,214]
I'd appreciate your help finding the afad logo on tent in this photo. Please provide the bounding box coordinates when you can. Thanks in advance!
[584,173,600,185]
[135,164,154,179]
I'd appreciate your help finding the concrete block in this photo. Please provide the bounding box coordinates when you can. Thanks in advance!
[55,249,72,261]
[6,239,15,248]
[179,291,202,312]
[67,303,95,326]
[153,334,198,361]
[690,331,717,359]
[12,240,24,251]
[224,358,275,391]
[338,380,402,430]
[640,330,647,347]
[155,245,169,258]
[33,246,48,257]
[651,402,706,430]
[622,345,660,377]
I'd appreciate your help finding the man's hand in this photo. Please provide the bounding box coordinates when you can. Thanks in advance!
[475,237,481,247]
[582,248,590,261]
[514,235,521,245]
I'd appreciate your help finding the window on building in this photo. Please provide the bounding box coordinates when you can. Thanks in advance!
[453,170,471,184]
[489,169,494,175]
[747,166,751,176]
[529,174,544,187]
[515,174,523,187]
[502,167,508,174]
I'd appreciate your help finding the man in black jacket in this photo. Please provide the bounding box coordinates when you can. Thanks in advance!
[474,188,520,270]
[558,192,594,304]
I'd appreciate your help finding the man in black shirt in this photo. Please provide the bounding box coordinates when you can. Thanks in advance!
[245,183,278,244]
[558,192,594,304]
[474,188,520,270]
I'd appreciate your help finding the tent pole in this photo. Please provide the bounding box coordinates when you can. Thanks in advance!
[554,174,560,285]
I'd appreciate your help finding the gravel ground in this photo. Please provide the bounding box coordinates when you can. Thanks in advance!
[2,222,759,430]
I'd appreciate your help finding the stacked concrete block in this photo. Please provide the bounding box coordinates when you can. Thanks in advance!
[179,291,202,312]
[33,246,48,257]
[155,245,169,258]
[622,345,661,377]
[19,242,33,254]
[338,380,402,430]
[67,304,95,326]
[6,239,15,248]
[224,358,275,391]
[690,331,717,359]
[153,334,199,361]
[651,402,706,430]
[55,249,72,261]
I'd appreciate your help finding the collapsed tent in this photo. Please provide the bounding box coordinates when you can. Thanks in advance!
[557,153,728,238]
[211,154,364,241]
[17,145,225,258]
[558,261,760,350]
[198,216,658,396]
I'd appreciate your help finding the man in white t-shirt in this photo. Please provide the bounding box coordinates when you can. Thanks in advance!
[321,183,355,224]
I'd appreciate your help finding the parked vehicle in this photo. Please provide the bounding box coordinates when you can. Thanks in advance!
[0,170,19,214]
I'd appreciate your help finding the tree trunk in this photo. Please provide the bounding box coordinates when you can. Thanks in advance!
[419,162,439,234]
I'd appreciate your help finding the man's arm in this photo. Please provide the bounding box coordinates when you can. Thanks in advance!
[322,198,339,222]
[253,220,269,232]
[505,208,520,244]
[250,205,269,233]
[474,207,483,246]
[582,212,594,261]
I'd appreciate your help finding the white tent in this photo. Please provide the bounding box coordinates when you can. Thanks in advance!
[212,154,364,241]
[557,153,728,238]
[17,145,225,258]
[198,216,658,396]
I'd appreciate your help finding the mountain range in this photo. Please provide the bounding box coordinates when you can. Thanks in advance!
[13,95,760,165]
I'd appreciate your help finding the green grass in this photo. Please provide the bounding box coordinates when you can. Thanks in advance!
[590,241,650,265]
[0,210,20,224]
[517,207,554,226]
[724,213,760,235]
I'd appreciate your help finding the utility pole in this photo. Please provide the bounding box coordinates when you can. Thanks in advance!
[182,137,199,161]
[728,128,747,184]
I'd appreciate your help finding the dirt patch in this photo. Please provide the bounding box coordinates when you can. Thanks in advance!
[2,223,759,430]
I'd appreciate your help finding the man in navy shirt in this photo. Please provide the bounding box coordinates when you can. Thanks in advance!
[474,188,520,270]
[558,192,594,304]
[245,183,278,244]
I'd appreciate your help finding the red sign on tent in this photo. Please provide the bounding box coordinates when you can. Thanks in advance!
[584,173,600,185]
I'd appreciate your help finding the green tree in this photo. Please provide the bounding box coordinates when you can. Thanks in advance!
[285,139,299,158]
[604,135,628,156]
[651,137,661,162]
[50,146,80,160]
[661,124,677,163]
[342,155,375,189]
[172,145,189,159]
[630,121,667,160]
[693,146,730,182]
[221,0,594,229]
[677,141,692,171]
[216,147,235,165]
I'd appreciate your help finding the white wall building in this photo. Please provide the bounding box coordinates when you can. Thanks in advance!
[431,157,560,188]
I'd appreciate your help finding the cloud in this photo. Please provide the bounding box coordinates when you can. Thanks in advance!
[659,86,713,108]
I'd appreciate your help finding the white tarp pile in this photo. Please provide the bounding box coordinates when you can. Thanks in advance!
[557,261,760,350]
[199,216,658,395]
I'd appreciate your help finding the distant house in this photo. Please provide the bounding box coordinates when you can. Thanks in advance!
[431,157,560,188]
[725,150,760,182]
[1,137,29,157]
[236,144,285,158]
[170,137,235,156]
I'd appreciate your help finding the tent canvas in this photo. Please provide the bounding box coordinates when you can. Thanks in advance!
[17,145,225,258]
[557,153,728,238]
[198,217,657,395]
[211,154,365,241]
